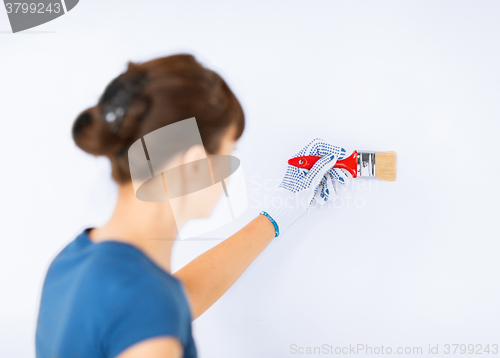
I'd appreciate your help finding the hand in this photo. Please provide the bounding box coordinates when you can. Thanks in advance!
[261,138,348,237]
[280,138,349,203]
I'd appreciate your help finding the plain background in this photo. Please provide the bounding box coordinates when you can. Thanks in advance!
[1,1,499,357]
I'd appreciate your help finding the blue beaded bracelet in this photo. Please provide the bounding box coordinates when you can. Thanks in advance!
[260,211,280,237]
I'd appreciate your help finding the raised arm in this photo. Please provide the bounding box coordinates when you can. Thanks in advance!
[174,138,347,320]
[173,214,275,319]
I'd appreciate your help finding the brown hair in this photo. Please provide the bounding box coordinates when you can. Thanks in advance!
[72,54,245,183]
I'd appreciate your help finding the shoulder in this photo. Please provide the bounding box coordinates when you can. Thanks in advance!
[105,260,188,322]
[86,244,192,357]
[84,242,188,313]
[48,236,191,327]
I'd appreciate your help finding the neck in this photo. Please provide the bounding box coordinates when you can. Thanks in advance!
[88,183,178,273]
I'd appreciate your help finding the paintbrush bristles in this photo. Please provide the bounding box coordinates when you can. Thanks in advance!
[375,151,397,181]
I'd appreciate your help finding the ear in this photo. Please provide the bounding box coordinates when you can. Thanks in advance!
[179,145,210,182]
[182,144,207,166]
[175,145,213,201]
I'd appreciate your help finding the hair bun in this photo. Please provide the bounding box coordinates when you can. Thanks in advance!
[72,63,150,157]
[72,106,124,156]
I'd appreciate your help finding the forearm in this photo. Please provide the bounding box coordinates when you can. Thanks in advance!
[173,214,275,320]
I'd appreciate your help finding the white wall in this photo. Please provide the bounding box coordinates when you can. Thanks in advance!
[1,1,499,357]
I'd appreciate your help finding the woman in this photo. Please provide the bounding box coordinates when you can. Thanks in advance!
[36,54,346,358]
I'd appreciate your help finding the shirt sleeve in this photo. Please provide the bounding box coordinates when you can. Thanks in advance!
[103,278,185,358]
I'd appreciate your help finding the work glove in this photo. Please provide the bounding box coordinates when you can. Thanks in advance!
[260,138,348,237]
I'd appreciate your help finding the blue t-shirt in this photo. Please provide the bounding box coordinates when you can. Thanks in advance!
[36,229,197,358]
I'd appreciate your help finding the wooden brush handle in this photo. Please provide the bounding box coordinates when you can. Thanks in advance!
[287,151,358,178]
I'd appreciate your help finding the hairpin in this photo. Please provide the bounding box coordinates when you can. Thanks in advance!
[100,72,149,133]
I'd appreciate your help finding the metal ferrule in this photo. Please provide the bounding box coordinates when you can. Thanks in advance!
[357,151,376,178]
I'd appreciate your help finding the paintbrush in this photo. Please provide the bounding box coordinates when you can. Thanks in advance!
[288,150,397,181]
